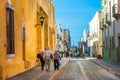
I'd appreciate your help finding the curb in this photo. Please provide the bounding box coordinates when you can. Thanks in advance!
[49,59,70,80]
[115,72,120,76]
[91,60,115,74]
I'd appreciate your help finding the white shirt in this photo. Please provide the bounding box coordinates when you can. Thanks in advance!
[43,49,53,59]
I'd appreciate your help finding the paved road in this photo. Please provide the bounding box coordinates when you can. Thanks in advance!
[55,59,120,80]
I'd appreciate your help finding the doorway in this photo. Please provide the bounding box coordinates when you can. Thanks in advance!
[118,35,120,62]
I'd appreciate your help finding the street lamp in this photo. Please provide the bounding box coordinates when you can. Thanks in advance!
[35,16,44,27]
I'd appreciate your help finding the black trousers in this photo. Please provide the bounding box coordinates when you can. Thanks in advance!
[54,59,60,70]
[39,56,45,70]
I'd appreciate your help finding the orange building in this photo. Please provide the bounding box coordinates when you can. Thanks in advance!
[0,0,56,80]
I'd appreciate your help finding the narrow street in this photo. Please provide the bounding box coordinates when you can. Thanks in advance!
[55,59,120,80]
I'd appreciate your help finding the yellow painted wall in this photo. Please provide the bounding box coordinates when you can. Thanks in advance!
[37,0,56,52]
[0,0,56,80]
[0,0,25,79]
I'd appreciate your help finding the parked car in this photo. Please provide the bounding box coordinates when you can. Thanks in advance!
[70,53,79,58]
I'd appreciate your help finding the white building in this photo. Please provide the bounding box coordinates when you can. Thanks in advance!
[63,29,71,51]
[55,23,71,53]
[55,23,64,51]
[83,29,87,54]
[89,11,102,57]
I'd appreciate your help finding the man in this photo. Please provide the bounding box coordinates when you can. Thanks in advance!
[37,50,45,70]
[43,47,53,71]
[39,50,45,70]
[53,51,61,70]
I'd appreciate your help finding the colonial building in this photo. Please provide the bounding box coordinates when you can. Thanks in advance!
[63,29,71,52]
[0,0,56,80]
[83,29,88,56]
[89,11,102,57]
[101,0,120,62]
[55,23,64,51]
[55,24,71,52]
[78,29,90,57]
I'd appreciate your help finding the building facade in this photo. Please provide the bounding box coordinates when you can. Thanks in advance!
[78,29,90,57]
[55,23,64,51]
[83,29,88,56]
[63,29,71,52]
[55,24,71,53]
[0,0,56,80]
[89,11,102,57]
[101,0,120,62]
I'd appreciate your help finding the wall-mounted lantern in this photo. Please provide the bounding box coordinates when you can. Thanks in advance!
[35,16,44,27]
[40,16,44,25]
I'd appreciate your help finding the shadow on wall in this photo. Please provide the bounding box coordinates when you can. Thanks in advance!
[0,65,2,80]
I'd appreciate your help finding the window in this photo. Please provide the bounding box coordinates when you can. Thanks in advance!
[105,37,108,48]
[57,34,59,39]
[110,37,112,49]
[110,36,114,49]
[6,4,14,55]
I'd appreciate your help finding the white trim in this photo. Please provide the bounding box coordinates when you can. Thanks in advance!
[6,1,14,10]
[22,22,27,28]
[7,54,15,59]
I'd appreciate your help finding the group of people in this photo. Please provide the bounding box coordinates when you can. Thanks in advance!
[37,47,61,72]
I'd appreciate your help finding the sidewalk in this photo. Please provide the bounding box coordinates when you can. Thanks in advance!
[7,58,69,80]
[90,59,120,76]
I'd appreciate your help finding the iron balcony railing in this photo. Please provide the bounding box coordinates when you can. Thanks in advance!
[102,18,108,28]
[112,4,120,19]
[100,21,104,30]
[106,13,111,25]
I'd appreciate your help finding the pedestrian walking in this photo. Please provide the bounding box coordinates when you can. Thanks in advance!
[37,50,45,70]
[53,51,61,70]
[43,47,53,72]
[66,51,69,58]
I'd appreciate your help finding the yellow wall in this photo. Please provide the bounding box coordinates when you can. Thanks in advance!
[0,0,25,79]
[0,0,56,80]
[36,0,56,52]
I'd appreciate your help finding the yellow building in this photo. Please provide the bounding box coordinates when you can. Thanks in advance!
[0,0,56,80]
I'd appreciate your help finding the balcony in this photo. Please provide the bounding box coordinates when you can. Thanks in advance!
[100,22,104,30]
[112,4,120,20]
[102,18,108,28]
[106,13,111,25]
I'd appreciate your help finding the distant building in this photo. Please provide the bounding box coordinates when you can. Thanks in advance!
[55,24,71,52]
[83,29,88,55]
[78,29,90,56]
[63,29,71,52]
[70,46,77,53]
[55,23,64,51]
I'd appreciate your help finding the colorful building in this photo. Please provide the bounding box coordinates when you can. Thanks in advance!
[0,0,56,80]
[101,0,120,62]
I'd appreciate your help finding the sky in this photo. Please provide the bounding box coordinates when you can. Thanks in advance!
[52,0,101,46]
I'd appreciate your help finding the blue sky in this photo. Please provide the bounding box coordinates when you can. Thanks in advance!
[52,0,101,46]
